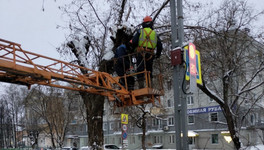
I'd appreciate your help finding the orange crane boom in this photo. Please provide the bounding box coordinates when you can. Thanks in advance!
[0,38,163,107]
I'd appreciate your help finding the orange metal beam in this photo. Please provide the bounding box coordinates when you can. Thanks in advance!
[0,38,163,107]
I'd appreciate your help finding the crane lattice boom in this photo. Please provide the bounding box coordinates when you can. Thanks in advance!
[0,38,163,107]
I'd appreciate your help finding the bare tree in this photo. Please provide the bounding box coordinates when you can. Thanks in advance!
[0,84,28,148]
[0,99,12,149]
[24,86,76,148]
[57,0,172,149]
[185,0,264,149]
[125,105,149,149]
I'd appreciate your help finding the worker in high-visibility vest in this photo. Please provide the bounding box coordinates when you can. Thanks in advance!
[131,16,163,88]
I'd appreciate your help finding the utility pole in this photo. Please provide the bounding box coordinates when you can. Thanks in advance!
[170,0,188,150]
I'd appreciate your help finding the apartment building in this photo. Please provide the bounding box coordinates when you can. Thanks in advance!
[59,29,264,149]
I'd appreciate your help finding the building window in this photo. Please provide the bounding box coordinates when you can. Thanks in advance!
[130,136,136,144]
[119,138,122,144]
[168,117,174,126]
[167,99,173,107]
[71,120,77,124]
[117,122,121,129]
[72,126,76,131]
[169,135,175,144]
[110,122,114,130]
[211,134,219,144]
[111,138,115,144]
[104,138,108,144]
[188,115,195,124]
[188,137,195,145]
[103,123,107,131]
[167,80,172,90]
[129,123,134,129]
[187,96,194,105]
[209,97,214,103]
[152,118,156,126]
[153,135,163,144]
[250,114,256,126]
[210,113,218,122]
[152,118,161,126]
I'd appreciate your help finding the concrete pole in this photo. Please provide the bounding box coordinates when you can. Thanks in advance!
[170,0,188,149]
[170,0,177,49]
[177,0,188,149]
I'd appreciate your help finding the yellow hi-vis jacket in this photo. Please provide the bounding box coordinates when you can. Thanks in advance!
[138,27,157,50]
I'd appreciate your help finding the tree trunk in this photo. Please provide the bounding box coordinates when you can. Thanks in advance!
[141,113,146,150]
[223,75,241,150]
[67,39,113,149]
[224,106,241,149]
[80,93,104,150]
[50,129,56,148]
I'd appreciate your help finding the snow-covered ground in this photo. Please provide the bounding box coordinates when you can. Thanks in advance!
[143,144,264,150]
[241,144,264,150]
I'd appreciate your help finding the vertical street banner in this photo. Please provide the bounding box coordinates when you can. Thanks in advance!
[188,43,197,93]
[184,45,203,86]
[121,113,128,148]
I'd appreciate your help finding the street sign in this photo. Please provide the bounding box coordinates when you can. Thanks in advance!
[122,132,127,139]
[123,140,128,144]
[188,43,197,92]
[122,124,127,131]
[184,45,203,86]
[121,114,128,124]
[121,113,129,148]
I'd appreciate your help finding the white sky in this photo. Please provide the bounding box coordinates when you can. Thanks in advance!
[1,0,263,59]
[0,0,71,60]
[1,0,263,61]
[0,0,263,89]
[0,0,263,96]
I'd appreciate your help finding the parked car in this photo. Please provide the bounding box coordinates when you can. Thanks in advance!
[61,147,78,150]
[80,146,89,150]
[104,144,120,149]
[79,144,119,150]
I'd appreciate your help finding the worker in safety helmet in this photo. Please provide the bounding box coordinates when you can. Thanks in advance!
[114,30,135,90]
[131,16,163,88]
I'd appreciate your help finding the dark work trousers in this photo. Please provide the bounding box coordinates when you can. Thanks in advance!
[136,52,154,80]
[115,57,134,89]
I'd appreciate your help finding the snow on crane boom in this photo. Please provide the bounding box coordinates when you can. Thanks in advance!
[0,38,164,107]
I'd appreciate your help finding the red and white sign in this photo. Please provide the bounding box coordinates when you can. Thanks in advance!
[122,124,127,131]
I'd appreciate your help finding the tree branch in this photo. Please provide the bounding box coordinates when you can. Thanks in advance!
[88,0,106,30]
[117,0,127,26]
[152,0,170,23]
[197,82,225,106]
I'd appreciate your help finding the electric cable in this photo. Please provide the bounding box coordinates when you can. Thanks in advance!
[182,60,189,95]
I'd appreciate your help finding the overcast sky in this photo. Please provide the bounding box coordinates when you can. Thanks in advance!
[0,0,263,61]
[0,0,71,60]
[0,0,263,92]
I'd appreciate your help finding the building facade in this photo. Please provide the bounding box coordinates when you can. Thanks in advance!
[63,30,264,149]
[63,87,264,149]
